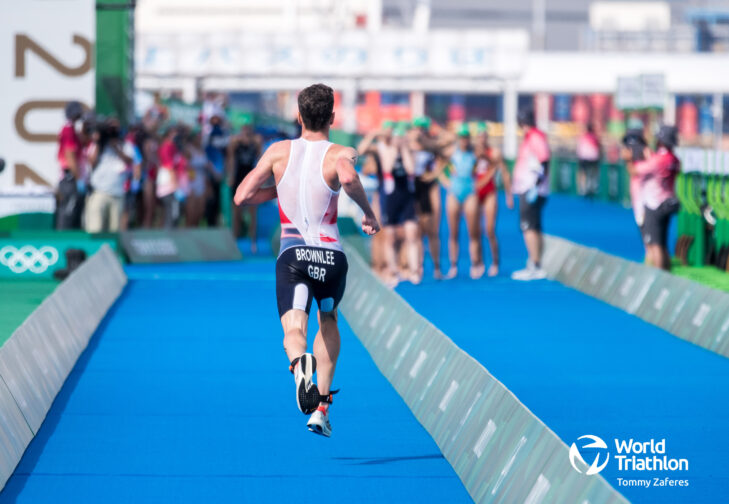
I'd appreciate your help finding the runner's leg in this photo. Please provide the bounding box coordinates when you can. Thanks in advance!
[281,309,309,363]
[313,310,339,399]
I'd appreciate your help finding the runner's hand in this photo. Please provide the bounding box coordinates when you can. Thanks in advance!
[362,214,380,235]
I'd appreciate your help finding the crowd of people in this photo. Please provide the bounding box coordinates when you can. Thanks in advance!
[57,93,679,275]
[55,96,264,248]
[358,109,551,286]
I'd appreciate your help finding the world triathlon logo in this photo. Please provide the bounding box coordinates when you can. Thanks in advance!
[0,245,59,274]
[569,435,610,475]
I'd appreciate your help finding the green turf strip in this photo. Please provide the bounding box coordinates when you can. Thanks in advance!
[672,263,729,293]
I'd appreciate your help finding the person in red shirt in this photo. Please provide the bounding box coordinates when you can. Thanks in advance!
[511,108,551,281]
[56,101,84,229]
[156,125,187,228]
[623,126,680,270]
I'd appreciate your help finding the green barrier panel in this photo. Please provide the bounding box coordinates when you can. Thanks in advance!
[0,233,118,279]
[339,238,627,504]
[120,228,241,263]
[542,235,729,360]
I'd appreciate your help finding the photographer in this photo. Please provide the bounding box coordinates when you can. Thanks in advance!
[56,101,84,229]
[623,126,680,270]
[85,117,132,233]
[156,124,186,228]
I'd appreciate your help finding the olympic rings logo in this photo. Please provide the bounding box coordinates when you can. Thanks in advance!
[0,245,59,274]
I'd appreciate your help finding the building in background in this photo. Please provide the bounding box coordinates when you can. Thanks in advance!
[135,0,729,157]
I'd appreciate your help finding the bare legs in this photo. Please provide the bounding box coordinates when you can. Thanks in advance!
[446,193,481,278]
[646,244,670,271]
[523,229,542,266]
[382,220,420,286]
[429,183,442,277]
[464,195,483,279]
[482,192,500,276]
[446,194,461,278]
[313,310,339,397]
[281,308,340,407]
[404,220,421,284]
[281,309,308,363]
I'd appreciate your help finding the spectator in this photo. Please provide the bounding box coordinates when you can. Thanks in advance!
[86,118,131,233]
[227,122,262,249]
[56,101,84,229]
[204,113,228,227]
[185,130,211,227]
[624,126,680,270]
[140,126,160,228]
[576,124,601,197]
[511,108,551,281]
[156,124,186,228]
[121,123,144,230]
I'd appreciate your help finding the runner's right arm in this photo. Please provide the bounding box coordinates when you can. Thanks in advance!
[336,147,380,235]
[234,142,279,206]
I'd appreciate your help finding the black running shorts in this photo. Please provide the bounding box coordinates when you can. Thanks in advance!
[519,194,546,232]
[381,188,416,227]
[276,246,348,317]
[642,199,678,247]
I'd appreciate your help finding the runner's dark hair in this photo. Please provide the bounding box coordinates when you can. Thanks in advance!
[298,84,334,132]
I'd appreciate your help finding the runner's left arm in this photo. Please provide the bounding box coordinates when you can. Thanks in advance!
[336,148,380,236]
[234,144,278,206]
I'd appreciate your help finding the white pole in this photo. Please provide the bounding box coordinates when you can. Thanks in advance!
[532,0,546,51]
[503,80,519,161]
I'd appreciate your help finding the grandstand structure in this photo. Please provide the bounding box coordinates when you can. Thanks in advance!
[136,0,729,157]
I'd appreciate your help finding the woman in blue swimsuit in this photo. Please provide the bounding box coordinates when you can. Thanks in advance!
[435,125,484,279]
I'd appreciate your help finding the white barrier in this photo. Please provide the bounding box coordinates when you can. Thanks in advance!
[0,245,127,490]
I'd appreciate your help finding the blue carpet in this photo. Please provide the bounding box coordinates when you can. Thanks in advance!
[396,193,729,503]
[1,260,470,503]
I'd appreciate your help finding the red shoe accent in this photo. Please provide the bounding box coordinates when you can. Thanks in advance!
[317,406,328,415]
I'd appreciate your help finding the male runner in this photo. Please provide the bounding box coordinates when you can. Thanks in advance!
[234,84,379,437]
[358,122,419,286]
[511,108,551,281]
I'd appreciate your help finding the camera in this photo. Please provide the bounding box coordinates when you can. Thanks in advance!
[622,129,647,162]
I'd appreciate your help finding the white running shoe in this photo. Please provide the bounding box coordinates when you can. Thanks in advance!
[293,353,317,414]
[307,406,332,438]
[511,261,547,281]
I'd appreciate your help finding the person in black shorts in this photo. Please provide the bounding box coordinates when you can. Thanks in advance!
[358,122,419,286]
[227,123,261,250]
[409,116,444,278]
